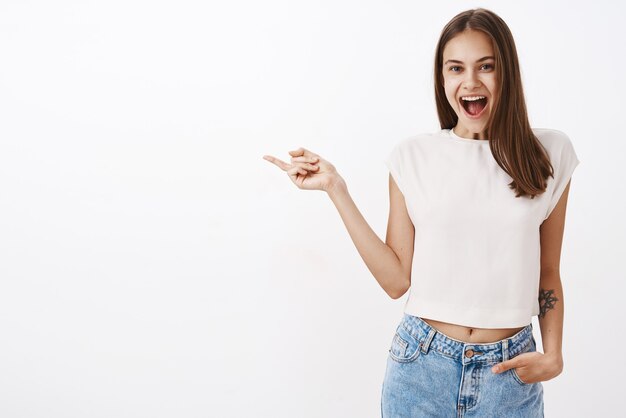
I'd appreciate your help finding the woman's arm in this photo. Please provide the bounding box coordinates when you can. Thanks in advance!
[263,147,414,299]
[536,179,573,376]
[327,174,414,299]
[492,180,572,382]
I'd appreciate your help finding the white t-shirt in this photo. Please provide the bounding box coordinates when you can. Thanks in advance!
[384,127,580,328]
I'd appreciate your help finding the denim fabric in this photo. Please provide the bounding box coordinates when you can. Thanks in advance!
[381,314,544,417]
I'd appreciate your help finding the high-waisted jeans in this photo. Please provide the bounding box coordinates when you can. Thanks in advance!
[381,313,544,417]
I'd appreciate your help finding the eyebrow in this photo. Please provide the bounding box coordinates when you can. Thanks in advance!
[444,56,495,65]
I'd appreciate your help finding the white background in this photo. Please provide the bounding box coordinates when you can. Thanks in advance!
[0,0,623,417]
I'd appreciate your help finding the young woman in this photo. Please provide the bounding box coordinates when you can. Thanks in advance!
[263,7,579,417]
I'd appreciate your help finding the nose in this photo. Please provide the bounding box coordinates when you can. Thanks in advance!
[463,70,482,90]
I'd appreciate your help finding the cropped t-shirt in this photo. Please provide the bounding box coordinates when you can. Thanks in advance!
[384,127,580,328]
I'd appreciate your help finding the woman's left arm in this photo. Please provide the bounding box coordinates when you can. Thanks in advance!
[492,179,572,382]
[535,179,574,376]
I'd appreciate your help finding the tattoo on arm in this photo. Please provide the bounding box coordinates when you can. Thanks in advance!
[538,288,559,319]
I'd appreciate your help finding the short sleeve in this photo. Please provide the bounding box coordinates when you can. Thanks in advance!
[384,142,407,197]
[543,134,580,220]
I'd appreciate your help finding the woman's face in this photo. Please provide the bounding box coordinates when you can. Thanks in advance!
[442,29,497,140]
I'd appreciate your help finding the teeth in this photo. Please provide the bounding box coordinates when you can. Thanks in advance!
[461,96,486,101]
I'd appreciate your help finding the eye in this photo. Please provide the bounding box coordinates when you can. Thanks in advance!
[480,63,494,70]
[449,66,462,72]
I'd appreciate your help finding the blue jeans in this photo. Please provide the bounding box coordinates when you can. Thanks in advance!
[381,314,544,417]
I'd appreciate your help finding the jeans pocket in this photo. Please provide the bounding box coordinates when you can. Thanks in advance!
[388,325,421,363]
[510,337,536,385]
[511,367,531,385]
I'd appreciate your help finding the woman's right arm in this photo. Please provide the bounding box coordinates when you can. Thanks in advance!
[326,174,414,299]
[263,147,414,299]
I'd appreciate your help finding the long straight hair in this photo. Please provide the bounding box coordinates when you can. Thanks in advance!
[434,8,552,198]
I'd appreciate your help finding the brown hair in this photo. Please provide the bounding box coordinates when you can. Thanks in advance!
[434,8,552,198]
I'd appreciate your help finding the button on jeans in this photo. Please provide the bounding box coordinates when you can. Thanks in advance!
[381,314,544,417]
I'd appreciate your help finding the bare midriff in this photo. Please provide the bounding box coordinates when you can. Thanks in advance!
[420,317,526,344]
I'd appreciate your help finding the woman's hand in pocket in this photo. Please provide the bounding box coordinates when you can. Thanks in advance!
[491,351,564,383]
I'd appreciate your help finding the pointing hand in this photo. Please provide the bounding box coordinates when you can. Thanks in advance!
[263,147,344,193]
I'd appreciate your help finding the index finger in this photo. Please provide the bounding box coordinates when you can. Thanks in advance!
[262,154,291,171]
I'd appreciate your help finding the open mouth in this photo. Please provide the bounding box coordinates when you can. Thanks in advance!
[460,96,488,117]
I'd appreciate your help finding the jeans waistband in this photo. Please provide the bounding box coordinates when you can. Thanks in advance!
[400,313,534,364]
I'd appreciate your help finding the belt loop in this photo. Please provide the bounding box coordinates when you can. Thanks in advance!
[501,338,509,362]
[421,329,436,354]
